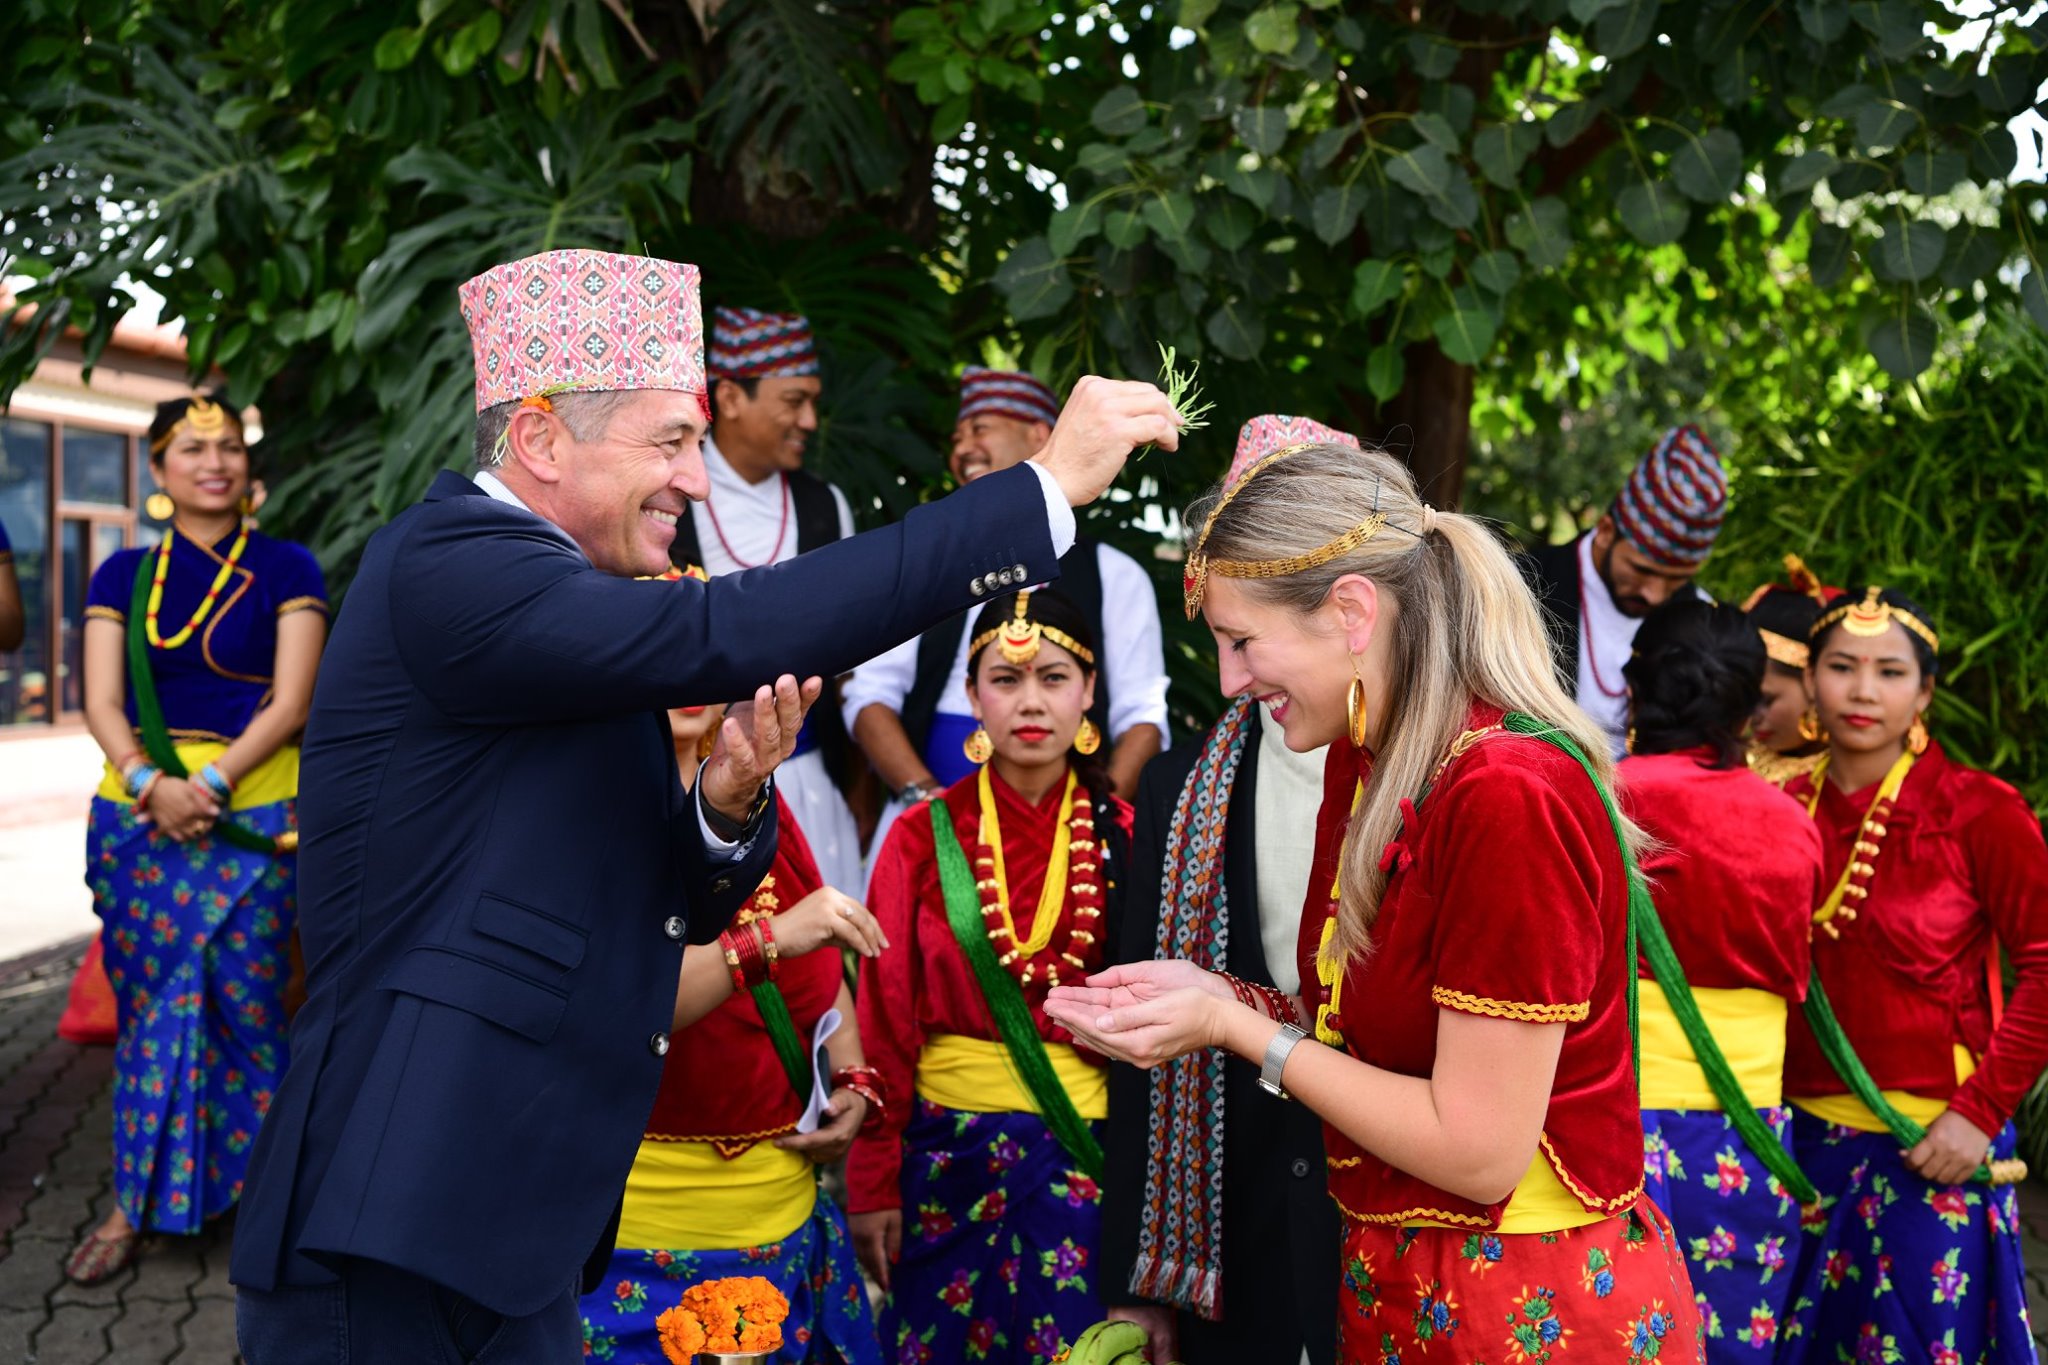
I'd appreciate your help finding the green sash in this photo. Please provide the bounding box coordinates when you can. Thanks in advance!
[930,799,1105,1177]
[750,977,812,1103]
[123,548,283,856]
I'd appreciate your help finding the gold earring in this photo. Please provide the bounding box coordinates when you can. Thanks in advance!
[1346,667,1369,750]
[963,727,994,765]
[1798,707,1822,743]
[145,490,175,521]
[1908,712,1930,756]
[1074,718,1101,756]
[1625,727,1637,755]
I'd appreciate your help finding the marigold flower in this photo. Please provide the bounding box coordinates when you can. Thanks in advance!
[655,1306,707,1364]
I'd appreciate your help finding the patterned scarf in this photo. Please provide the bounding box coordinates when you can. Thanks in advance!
[1128,695,1254,1321]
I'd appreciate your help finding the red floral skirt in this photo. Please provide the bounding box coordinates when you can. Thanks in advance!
[1337,1199,1706,1364]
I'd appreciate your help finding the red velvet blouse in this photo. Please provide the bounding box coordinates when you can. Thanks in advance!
[1303,706,1647,1227]
[643,795,844,1152]
[846,768,1132,1214]
[1782,743,2048,1135]
[1618,748,1822,998]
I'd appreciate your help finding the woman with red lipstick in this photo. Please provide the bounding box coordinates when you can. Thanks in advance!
[68,393,329,1283]
[1045,441,1703,1364]
[1778,586,2047,1365]
[848,589,1130,1365]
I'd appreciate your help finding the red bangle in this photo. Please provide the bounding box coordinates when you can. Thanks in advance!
[720,924,769,990]
[831,1064,888,1104]
[755,917,779,981]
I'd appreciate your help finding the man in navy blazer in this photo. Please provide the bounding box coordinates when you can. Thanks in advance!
[231,249,1178,1363]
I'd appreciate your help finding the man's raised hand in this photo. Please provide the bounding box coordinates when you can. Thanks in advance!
[1029,375,1180,508]
[700,674,822,825]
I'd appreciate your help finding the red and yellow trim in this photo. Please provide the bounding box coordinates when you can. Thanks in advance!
[1432,986,1590,1024]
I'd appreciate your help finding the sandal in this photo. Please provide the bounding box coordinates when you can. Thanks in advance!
[64,1225,141,1285]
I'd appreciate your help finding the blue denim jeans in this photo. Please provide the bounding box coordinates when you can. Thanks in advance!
[236,1257,577,1364]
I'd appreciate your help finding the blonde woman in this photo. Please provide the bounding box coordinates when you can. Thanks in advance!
[1047,443,1702,1364]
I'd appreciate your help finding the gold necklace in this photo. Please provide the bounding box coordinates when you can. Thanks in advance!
[146,521,251,650]
[1804,748,1915,938]
[977,766,1076,957]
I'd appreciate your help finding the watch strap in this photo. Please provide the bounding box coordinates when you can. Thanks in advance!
[1259,1022,1307,1100]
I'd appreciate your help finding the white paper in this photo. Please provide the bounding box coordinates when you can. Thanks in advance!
[795,1007,842,1133]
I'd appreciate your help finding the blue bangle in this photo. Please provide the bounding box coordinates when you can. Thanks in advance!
[195,764,233,802]
[124,763,161,799]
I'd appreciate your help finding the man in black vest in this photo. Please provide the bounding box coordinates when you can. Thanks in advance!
[843,367,1168,858]
[671,306,864,891]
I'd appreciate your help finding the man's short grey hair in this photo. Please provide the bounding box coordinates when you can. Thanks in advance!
[473,389,638,469]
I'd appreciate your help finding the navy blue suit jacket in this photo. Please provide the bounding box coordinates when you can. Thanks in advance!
[231,465,1061,1314]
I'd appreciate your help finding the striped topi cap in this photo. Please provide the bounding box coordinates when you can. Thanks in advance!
[707,307,820,382]
[957,366,1060,430]
[1610,424,1729,568]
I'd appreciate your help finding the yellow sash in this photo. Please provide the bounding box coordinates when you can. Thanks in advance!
[1636,984,1787,1111]
[1403,1141,1608,1234]
[1791,1046,1978,1133]
[915,1033,1109,1121]
[99,742,300,812]
[616,1139,815,1251]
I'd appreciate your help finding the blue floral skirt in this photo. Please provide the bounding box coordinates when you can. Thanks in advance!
[87,796,294,1235]
[1779,1111,2034,1365]
[879,1100,1104,1365]
[580,1194,880,1364]
[1642,1106,1803,1357]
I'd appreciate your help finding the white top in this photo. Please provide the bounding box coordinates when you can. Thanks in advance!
[839,540,1171,747]
[1251,705,1325,996]
[1573,531,1638,760]
[473,468,749,859]
[686,436,858,574]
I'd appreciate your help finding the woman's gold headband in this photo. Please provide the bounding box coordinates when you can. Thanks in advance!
[970,591,1096,667]
[1813,586,1939,655]
[1182,442,1435,619]
[1758,630,1809,670]
[150,397,234,454]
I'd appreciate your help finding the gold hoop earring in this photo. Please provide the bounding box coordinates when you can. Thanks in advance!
[1908,712,1930,756]
[1798,707,1823,743]
[1625,727,1637,755]
[963,727,994,765]
[1074,718,1101,756]
[1346,667,1369,751]
[145,490,175,521]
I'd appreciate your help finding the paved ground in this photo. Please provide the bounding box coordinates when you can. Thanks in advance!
[6,935,2048,1363]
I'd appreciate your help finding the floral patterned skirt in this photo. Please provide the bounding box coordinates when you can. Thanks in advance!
[1779,1111,2035,1365]
[88,796,294,1235]
[580,1194,881,1364]
[1642,1106,1803,1357]
[879,1100,1104,1365]
[1336,1198,1706,1365]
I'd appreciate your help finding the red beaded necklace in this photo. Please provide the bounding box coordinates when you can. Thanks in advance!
[703,473,791,568]
[973,770,1105,991]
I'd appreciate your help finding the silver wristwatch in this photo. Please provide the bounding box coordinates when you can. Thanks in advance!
[1259,1023,1308,1100]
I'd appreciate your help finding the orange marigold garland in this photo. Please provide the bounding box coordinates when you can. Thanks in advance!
[656,1276,790,1361]
[975,779,1104,991]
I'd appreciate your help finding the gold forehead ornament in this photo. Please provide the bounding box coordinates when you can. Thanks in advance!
[970,590,1096,667]
[1815,586,1940,654]
[150,396,234,453]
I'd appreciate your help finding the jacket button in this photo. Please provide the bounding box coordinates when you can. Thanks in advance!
[649,1032,670,1057]
[710,875,733,895]
[1012,562,1028,580]
[1290,1157,1311,1179]
[663,916,686,941]
[970,576,987,596]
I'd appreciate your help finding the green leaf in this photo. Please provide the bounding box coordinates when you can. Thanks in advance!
[1545,101,1600,149]
[1976,56,2039,112]
[442,11,503,76]
[1091,86,1148,137]
[1779,150,1839,193]
[1103,207,1147,250]
[1594,0,1659,59]
[373,26,425,70]
[1406,34,1459,79]
[1901,147,1967,197]
[1223,162,1282,210]
[1076,143,1127,178]
[1877,215,1946,283]
[1470,249,1523,295]
[1939,230,2003,288]
[1386,144,1452,197]
[1432,305,1498,365]
[1245,3,1302,53]
[2022,269,2048,333]
[1311,184,1366,244]
[1233,106,1289,156]
[214,96,268,132]
[1205,197,1260,250]
[1866,306,1938,381]
[1049,201,1103,257]
[1568,0,1627,22]
[994,237,1073,321]
[1181,0,1225,26]
[1672,127,1743,202]
[1797,0,1850,42]
[1617,180,1690,245]
[1809,223,1853,287]
[1819,83,1877,119]
[1421,82,1477,133]
[1142,191,1198,243]
[1473,120,1542,188]
[1351,259,1406,319]
[1970,128,2018,181]
[1207,299,1264,360]
[1412,113,1461,153]
[1855,101,1917,154]
[418,0,460,22]
[1505,197,1572,269]
[1366,344,1406,402]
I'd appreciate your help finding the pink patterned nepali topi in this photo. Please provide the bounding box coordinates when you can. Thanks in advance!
[1227,414,1359,485]
[457,249,705,412]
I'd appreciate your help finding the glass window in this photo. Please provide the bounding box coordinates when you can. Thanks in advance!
[62,426,129,506]
[0,417,52,725]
